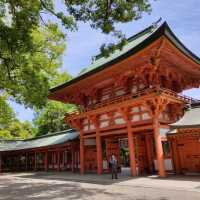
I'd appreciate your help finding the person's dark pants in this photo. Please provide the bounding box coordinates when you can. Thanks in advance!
[111,167,118,179]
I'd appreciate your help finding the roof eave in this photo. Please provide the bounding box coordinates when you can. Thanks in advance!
[49,23,166,94]
[49,22,200,95]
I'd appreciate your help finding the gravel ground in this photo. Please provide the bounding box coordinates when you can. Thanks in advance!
[0,172,200,200]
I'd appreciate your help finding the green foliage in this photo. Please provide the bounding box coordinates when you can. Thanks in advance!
[0,21,66,108]
[0,95,15,128]
[64,0,152,54]
[34,72,76,136]
[5,120,35,139]
[0,96,35,139]
[0,0,153,138]
[0,118,35,140]
[0,0,152,109]
[34,101,75,136]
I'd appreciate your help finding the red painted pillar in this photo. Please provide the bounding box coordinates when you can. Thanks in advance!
[80,131,85,174]
[96,130,103,175]
[57,151,60,172]
[71,145,75,172]
[34,152,37,171]
[127,122,137,176]
[0,153,2,173]
[44,151,48,171]
[25,152,28,171]
[153,117,166,177]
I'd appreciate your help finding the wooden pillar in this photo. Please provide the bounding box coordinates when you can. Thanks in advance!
[145,134,153,174]
[44,151,48,172]
[71,145,75,172]
[0,153,2,173]
[96,129,103,175]
[25,152,28,171]
[119,108,137,176]
[34,152,37,171]
[127,121,137,176]
[80,130,85,174]
[153,118,166,177]
[57,150,60,172]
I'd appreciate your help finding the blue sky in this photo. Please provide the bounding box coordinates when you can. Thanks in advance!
[9,0,200,122]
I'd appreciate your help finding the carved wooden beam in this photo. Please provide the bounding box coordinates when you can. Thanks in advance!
[144,96,170,118]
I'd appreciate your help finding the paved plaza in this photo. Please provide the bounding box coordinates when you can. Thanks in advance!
[0,172,200,200]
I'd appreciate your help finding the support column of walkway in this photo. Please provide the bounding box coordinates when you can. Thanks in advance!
[71,145,75,172]
[119,108,137,176]
[25,152,28,171]
[57,150,60,171]
[34,151,37,171]
[0,153,2,173]
[45,151,48,171]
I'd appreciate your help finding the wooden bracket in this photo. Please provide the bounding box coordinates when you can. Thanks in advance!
[144,97,169,118]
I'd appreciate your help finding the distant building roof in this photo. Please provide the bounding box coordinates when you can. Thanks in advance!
[49,21,200,94]
[170,107,200,129]
[0,129,79,152]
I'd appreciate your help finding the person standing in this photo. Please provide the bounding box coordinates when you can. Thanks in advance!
[109,154,118,179]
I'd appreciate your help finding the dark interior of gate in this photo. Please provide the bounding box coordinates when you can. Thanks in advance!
[83,130,171,175]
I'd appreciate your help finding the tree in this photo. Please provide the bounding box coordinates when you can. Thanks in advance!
[0,21,66,108]
[0,96,35,139]
[34,72,76,136]
[0,95,15,129]
[0,0,152,108]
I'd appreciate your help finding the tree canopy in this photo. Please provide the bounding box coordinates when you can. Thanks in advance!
[0,0,152,108]
[34,72,76,136]
[0,0,153,138]
[0,95,35,139]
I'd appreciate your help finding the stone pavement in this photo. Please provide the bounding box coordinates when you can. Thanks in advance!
[0,172,200,200]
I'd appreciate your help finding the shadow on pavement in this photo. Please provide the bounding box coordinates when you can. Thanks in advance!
[4,171,140,185]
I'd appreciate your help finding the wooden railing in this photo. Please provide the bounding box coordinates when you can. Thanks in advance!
[65,87,200,118]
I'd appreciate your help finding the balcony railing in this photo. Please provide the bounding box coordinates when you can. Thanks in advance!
[65,87,200,118]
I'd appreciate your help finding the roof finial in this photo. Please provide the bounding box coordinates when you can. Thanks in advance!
[152,17,162,28]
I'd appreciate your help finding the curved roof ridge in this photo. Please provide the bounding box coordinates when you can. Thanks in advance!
[49,21,200,94]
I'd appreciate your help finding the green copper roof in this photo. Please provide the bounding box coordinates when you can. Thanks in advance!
[78,25,157,76]
[50,22,200,94]
[0,129,79,152]
[170,107,200,128]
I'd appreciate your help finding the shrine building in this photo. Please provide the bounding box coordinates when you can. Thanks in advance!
[0,130,80,173]
[167,104,200,174]
[48,22,200,177]
[0,22,200,177]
